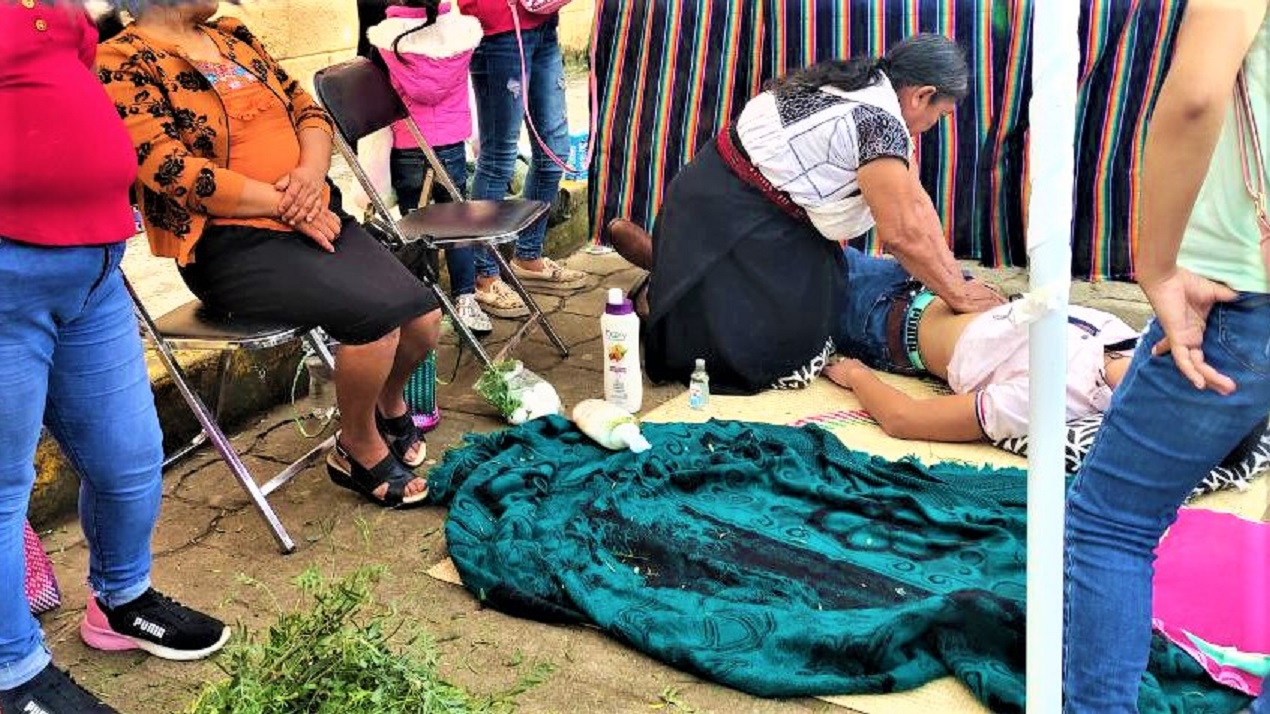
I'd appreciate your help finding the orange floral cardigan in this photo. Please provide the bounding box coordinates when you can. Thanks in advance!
[97,17,334,265]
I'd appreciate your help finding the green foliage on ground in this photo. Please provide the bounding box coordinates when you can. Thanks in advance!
[187,567,553,714]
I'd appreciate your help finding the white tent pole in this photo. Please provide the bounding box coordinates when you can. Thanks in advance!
[1024,1,1081,711]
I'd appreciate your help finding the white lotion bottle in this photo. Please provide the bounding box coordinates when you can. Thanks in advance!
[573,399,651,453]
[601,287,643,413]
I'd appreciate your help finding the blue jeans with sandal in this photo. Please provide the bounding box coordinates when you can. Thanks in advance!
[0,239,162,690]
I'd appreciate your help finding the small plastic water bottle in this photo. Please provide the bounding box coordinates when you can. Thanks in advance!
[688,359,710,410]
[305,352,333,401]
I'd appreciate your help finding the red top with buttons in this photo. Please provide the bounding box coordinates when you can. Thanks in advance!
[0,2,137,247]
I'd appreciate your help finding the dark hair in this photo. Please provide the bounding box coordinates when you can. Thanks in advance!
[392,0,441,64]
[95,9,127,42]
[769,33,969,102]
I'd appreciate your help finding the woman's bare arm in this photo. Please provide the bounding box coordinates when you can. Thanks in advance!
[857,158,1004,313]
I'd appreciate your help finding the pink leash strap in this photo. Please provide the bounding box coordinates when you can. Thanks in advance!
[505,0,598,177]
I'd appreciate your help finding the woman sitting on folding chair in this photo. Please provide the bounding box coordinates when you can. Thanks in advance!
[99,0,438,509]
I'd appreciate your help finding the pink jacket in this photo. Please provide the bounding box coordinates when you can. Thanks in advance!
[368,4,483,148]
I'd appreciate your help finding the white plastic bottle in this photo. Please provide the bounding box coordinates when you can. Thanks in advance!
[573,399,651,453]
[601,287,643,413]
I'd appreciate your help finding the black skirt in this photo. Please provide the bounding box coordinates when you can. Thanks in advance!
[644,138,847,395]
[179,217,438,346]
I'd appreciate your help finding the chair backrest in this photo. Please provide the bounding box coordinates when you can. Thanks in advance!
[314,56,465,210]
[312,57,407,145]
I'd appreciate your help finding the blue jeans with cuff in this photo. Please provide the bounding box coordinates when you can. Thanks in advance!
[834,246,923,371]
[1063,293,1270,712]
[0,239,162,691]
[390,142,498,296]
[469,18,569,262]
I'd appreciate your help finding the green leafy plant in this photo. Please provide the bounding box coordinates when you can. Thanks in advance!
[188,567,551,714]
[649,687,699,713]
[474,360,523,419]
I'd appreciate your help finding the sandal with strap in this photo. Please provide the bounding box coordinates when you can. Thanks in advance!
[376,409,427,468]
[326,440,428,509]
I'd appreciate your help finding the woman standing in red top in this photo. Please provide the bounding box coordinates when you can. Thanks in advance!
[0,3,228,713]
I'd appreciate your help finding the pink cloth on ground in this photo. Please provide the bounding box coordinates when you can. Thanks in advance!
[1152,508,1270,696]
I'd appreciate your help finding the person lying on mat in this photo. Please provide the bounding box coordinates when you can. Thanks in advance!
[98,0,439,508]
[605,34,1004,396]
[823,247,1140,442]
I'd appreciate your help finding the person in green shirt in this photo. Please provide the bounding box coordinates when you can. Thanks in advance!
[1063,1,1270,711]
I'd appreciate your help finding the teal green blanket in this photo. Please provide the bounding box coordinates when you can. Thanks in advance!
[427,417,1249,712]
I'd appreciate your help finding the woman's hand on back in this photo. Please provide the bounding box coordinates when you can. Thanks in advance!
[943,278,1006,313]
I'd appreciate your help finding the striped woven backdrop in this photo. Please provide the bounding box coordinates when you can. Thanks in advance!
[586,0,1185,281]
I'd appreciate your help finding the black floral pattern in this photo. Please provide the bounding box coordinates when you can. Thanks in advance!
[192,168,217,200]
[175,70,208,92]
[142,186,193,239]
[153,154,186,189]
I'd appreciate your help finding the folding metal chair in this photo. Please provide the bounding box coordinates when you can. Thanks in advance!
[313,57,570,370]
[123,276,335,554]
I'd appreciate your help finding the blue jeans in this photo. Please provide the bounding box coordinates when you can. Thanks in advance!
[835,247,923,371]
[469,19,569,261]
[0,239,162,690]
[390,143,498,296]
[1063,294,1270,712]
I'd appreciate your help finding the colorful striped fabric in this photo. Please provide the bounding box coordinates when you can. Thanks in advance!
[587,0,1185,281]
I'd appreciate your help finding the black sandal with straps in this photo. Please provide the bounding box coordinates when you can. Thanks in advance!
[375,410,427,468]
[325,440,428,509]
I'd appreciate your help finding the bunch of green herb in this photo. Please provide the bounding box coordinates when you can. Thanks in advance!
[187,567,550,714]
[474,360,522,419]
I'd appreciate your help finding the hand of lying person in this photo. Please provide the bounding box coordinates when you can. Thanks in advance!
[275,167,326,224]
[293,209,342,253]
[944,279,1007,313]
[823,358,869,390]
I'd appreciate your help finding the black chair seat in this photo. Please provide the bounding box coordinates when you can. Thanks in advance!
[396,198,549,243]
[154,300,305,348]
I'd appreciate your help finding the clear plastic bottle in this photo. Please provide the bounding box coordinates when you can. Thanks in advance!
[688,358,710,410]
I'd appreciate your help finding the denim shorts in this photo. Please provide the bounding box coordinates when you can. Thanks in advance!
[834,247,926,374]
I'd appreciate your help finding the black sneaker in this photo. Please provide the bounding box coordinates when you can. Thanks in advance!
[0,663,117,714]
[79,588,229,661]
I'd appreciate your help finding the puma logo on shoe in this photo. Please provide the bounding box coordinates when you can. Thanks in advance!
[23,701,53,714]
[133,617,166,640]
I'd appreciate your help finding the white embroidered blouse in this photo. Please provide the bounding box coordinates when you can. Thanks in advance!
[736,76,913,241]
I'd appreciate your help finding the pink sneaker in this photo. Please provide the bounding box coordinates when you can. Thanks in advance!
[80,589,229,661]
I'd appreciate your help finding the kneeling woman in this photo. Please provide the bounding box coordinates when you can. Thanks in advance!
[100,1,437,508]
[612,34,1003,395]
